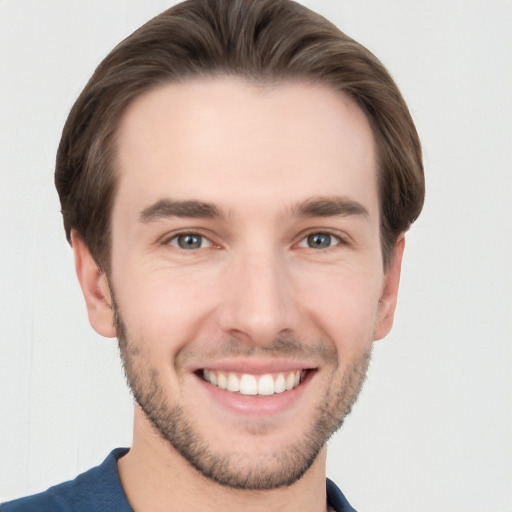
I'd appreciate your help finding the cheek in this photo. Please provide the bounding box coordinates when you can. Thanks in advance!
[112,265,220,353]
[297,266,383,352]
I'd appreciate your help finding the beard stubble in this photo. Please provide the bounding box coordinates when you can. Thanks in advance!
[113,298,372,490]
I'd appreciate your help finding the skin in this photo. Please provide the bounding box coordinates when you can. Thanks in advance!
[72,77,404,512]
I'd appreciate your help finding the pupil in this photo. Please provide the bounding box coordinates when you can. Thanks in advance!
[178,234,201,249]
[308,233,331,249]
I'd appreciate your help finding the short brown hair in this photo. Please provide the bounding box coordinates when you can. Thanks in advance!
[55,0,424,271]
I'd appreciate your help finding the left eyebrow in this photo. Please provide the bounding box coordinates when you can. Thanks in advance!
[139,199,224,222]
[291,196,370,219]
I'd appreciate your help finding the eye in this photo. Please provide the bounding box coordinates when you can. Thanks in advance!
[167,233,212,250]
[299,232,341,249]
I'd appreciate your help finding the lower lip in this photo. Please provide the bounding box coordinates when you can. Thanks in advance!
[195,372,312,417]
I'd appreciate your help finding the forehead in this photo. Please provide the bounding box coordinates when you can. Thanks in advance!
[113,77,378,221]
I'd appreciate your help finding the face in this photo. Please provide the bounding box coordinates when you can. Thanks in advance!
[76,78,403,490]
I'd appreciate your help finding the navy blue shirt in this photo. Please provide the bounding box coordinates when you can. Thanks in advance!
[1,449,356,511]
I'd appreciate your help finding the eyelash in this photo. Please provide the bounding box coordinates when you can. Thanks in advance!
[164,230,347,252]
[165,232,214,250]
[296,231,345,250]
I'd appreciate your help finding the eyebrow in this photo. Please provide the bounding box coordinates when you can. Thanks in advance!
[139,196,369,223]
[291,196,370,219]
[140,199,223,222]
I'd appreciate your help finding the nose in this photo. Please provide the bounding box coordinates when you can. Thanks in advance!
[217,249,300,345]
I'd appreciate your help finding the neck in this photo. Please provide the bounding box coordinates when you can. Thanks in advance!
[117,407,329,512]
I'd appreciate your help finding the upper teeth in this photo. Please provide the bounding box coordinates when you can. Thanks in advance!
[203,369,302,396]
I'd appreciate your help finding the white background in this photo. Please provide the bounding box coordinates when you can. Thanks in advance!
[1,1,511,511]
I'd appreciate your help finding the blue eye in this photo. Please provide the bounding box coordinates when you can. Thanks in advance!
[168,234,211,250]
[300,233,340,249]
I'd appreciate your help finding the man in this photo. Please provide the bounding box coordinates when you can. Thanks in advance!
[1,0,424,510]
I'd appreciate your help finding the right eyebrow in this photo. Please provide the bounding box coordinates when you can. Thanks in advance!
[139,199,223,222]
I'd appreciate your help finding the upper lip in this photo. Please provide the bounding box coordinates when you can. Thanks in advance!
[188,358,317,375]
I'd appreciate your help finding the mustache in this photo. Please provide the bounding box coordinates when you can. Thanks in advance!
[175,335,338,366]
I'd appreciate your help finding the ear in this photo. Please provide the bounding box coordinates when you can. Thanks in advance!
[71,230,116,338]
[374,234,405,341]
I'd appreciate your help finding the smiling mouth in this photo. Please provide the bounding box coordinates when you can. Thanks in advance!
[200,369,310,396]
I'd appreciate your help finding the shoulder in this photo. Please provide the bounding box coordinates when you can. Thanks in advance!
[1,449,132,512]
[326,478,358,512]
